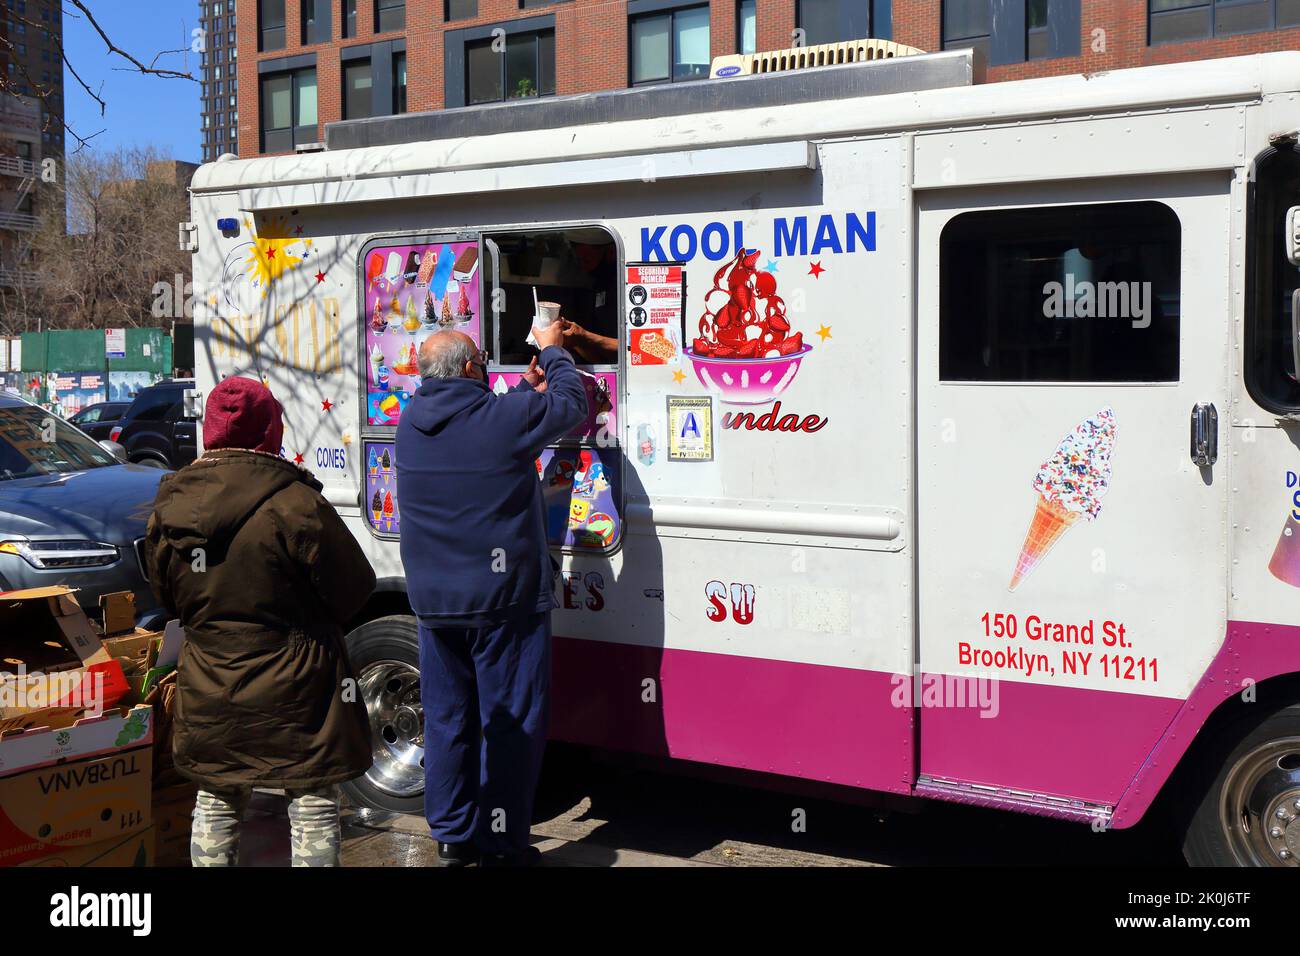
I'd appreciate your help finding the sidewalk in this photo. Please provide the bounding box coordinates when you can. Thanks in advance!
[234,792,716,867]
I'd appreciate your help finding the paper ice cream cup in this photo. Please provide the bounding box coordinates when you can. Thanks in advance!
[1269,511,1300,588]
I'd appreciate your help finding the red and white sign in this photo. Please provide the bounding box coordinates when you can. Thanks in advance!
[625,264,684,330]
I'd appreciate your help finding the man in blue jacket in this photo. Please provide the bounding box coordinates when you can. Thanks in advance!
[396,324,587,867]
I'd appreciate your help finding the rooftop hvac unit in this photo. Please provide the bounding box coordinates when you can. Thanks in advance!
[711,39,925,78]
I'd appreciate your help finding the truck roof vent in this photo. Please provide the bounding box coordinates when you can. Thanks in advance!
[711,39,925,78]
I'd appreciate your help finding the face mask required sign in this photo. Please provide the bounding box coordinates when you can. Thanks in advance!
[626,264,685,367]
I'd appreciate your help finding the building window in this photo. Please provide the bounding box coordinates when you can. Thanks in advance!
[393,51,407,113]
[261,66,318,152]
[259,0,286,51]
[1027,0,1048,58]
[737,0,756,53]
[466,29,555,103]
[343,59,373,118]
[343,0,357,37]
[939,201,1181,383]
[630,5,710,85]
[797,0,878,45]
[301,0,331,44]
[1149,0,1300,43]
[446,0,477,20]
[375,0,405,31]
[942,0,990,61]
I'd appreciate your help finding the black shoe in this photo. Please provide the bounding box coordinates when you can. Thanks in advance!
[481,845,543,868]
[436,841,480,868]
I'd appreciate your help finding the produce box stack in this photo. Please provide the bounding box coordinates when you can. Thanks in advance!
[0,587,156,866]
[96,592,197,868]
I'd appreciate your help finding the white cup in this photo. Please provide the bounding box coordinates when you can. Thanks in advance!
[534,301,561,328]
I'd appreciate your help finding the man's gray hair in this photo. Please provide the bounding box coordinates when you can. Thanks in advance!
[418,331,477,379]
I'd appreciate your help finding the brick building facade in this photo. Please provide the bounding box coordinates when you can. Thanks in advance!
[236,0,1300,158]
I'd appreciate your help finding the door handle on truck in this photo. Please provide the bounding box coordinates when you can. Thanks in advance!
[1190,402,1218,467]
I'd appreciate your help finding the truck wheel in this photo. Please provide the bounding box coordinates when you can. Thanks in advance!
[1183,704,1300,866]
[341,615,425,815]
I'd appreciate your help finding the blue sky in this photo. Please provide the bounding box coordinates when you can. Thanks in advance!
[62,1,203,161]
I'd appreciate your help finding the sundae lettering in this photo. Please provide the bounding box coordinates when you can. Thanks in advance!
[722,401,826,433]
[705,580,756,625]
[640,213,876,263]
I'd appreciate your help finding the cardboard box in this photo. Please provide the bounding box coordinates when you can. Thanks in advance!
[0,704,154,777]
[17,826,155,867]
[0,745,152,867]
[97,591,138,639]
[152,784,197,868]
[0,587,129,719]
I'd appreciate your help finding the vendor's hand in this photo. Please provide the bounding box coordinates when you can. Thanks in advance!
[533,318,564,351]
[521,355,547,393]
[560,318,589,347]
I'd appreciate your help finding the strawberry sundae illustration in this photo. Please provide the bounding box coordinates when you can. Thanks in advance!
[685,249,813,405]
[1010,408,1117,591]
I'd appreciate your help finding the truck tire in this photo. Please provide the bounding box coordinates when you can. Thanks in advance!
[1182,703,1300,866]
[341,615,425,815]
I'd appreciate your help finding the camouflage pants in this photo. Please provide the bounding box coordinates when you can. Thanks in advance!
[191,785,342,867]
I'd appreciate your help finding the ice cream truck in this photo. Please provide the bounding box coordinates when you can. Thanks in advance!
[186,41,1300,866]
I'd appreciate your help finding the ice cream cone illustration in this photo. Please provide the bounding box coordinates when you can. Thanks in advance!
[1268,510,1300,588]
[1009,407,1117,591]
[370,490,383,525]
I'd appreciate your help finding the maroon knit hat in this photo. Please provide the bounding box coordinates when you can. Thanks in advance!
[204,376,284,454]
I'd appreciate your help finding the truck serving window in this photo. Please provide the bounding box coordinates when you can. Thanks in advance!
[939,201,1181,383]
[483,227,619,367]
[1246,144,1300,414]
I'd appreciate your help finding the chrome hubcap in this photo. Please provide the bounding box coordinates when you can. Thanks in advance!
[1222,736,1300,866]
[359,660,425,799]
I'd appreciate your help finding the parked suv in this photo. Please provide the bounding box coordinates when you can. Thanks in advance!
[69,401,130,441]
[0,394,165,621]
[110,379,198,469]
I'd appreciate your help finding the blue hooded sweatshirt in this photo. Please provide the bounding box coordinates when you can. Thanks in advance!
[395,345,589,627]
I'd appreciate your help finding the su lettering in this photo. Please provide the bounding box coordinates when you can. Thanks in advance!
[705,580,756,625]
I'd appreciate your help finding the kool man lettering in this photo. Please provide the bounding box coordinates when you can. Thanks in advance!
[210,298,342,373]
[642,214,875,263]
[642,221,744,263]
[773,213,875,257]
[705,580,755,625]
[721,400,827,433]
[1289,471,1300,520]
[561,571,605,611]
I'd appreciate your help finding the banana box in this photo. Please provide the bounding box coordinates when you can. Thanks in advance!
[0,744,153,867]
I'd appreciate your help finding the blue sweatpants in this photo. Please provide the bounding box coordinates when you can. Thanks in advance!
[418,611,551,856]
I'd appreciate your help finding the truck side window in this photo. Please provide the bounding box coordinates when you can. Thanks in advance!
[940,201,1181,383]
[484,227,619,367]
[1246,145,1300,414]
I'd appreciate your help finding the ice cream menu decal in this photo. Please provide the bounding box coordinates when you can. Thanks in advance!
[364,240,481,427]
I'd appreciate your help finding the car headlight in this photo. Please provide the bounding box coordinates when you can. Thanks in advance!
[0,539,120,570]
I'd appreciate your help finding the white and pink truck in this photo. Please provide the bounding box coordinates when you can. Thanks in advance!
[187,43,1300,865]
